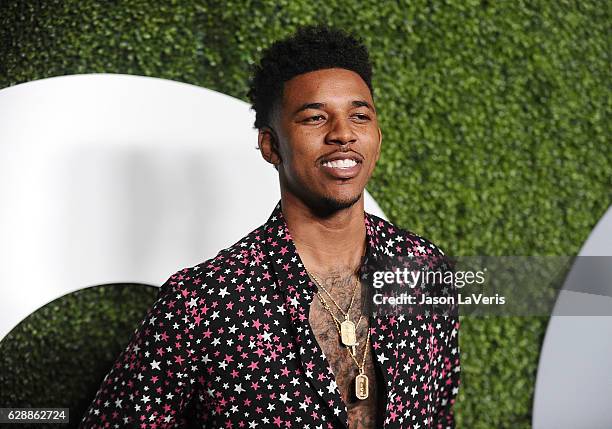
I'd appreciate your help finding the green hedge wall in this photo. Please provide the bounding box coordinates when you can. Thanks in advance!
[0,285,158,429]
[1,1,610,428]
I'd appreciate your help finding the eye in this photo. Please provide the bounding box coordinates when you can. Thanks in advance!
[302,114,326,123]
[352,113,371,122]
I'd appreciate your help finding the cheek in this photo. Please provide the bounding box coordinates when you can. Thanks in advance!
[279,142,318,183]
[363,133,381,163]
[363,159,377,180]
[284,132,321,165]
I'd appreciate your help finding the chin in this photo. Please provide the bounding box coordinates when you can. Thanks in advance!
[318,192,362,212]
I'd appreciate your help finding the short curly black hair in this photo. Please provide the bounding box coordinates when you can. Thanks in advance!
[247,25,374,129]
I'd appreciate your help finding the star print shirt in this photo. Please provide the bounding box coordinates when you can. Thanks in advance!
[80,202,460,429]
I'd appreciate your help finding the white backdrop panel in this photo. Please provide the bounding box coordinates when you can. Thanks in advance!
[0,74,386,340]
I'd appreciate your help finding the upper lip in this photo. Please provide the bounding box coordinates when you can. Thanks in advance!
[319,151,363,165]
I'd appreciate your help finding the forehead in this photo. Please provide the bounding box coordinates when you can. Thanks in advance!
[280,68,373,110]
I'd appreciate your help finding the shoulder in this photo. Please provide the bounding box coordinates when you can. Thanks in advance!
[159,225,265,305]
[365,212,452,271]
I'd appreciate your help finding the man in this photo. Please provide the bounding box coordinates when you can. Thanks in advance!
[80,25,460,429]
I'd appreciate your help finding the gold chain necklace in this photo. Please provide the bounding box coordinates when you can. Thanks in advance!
[307,270,372,400]
[315,290,365,354]
[307,270,360,350]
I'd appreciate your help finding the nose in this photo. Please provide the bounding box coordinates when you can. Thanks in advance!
[326,117,357,146]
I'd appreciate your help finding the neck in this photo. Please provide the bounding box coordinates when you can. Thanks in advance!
[280,191,367,278]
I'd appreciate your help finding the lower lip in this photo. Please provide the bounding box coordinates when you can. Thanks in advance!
[320,162,362,179]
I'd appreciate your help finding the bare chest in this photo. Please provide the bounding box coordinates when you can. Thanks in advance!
[308,297,379,429]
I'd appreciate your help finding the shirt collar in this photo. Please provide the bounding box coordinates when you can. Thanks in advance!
[260,199,390,284]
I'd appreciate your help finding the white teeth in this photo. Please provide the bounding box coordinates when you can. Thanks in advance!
[323,159,357,169]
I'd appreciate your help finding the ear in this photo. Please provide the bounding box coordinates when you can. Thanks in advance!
[258,127,282,167]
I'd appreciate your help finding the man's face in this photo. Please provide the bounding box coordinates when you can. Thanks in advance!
[260,68,382,212]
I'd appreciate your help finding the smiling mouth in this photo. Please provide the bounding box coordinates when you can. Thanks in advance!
[319,156,363,179]
[321,158,358,169]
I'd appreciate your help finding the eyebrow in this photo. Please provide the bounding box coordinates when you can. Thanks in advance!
[293,100,375,115]
[351,100,375,111]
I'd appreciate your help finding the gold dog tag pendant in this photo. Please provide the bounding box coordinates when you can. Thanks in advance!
[340,320,357,346]
[355,373,369,400]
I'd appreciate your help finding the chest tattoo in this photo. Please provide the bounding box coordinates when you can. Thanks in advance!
[308,270,379,429]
